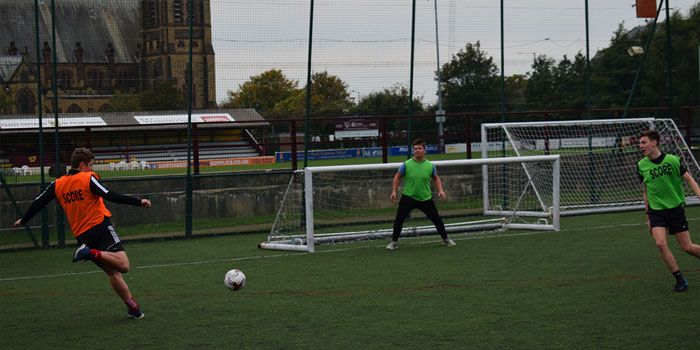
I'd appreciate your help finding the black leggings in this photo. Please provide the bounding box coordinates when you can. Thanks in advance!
[392,195,447,242]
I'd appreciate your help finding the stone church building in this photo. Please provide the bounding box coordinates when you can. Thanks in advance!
[0,0,216,114]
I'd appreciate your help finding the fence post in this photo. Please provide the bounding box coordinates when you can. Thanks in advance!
[291,120,298,171]
[465,115,472,159]
[193,124,200,175]
[85,127,93,148]
[380,117,388,163]
[684,107,692,145]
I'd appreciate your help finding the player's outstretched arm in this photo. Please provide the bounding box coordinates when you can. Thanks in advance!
[14,182,57,227]
[682,172,700,200]
[89,175,148,207]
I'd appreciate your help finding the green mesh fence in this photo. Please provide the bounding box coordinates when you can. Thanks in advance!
[2,0,700,247]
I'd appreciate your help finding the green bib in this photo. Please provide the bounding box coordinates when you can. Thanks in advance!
[638,154,685,210]
[402,159,435,201]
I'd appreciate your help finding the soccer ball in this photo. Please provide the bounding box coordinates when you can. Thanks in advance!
[224,269,246,291]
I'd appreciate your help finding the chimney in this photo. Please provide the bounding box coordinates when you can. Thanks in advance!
[41,41,51,62]
[42,42,52,82]
[74,42,84,63]
[8,41,18,56]
[105,43,115,64]
[75,43,85,83]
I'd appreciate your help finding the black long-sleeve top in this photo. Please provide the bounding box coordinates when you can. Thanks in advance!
[19,169,142,224]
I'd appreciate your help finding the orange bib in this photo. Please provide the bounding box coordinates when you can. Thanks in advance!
[54,171,112,237]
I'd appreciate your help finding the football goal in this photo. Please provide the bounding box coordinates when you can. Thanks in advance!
[481,118,700,215]
[260,155,560,252]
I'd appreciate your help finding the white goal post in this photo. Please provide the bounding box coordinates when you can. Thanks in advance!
[482,118,700,216]
[260,155,561,252]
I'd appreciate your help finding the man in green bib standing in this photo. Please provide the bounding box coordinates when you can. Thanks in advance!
[387,138,456,250]
[638,129,700,292]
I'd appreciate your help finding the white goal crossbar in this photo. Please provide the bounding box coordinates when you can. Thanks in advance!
[260,155,560,252]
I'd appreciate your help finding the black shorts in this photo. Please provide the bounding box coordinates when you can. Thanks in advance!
[648,206,689,235]
[75,217,124,252]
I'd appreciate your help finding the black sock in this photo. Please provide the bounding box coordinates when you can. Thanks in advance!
[672,270,685,283]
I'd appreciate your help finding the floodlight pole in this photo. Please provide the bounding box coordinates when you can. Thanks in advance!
[50,0,66,247]
[407,0,416,158]
[585,0,597,204]
[623,0,664,119]
[499,0,505,127]
[584,0,591,116]
[303,0,315,168]
[34,0,49,245]
[499,0,508,209]
[433,0,445,153]
[664,0,674,115]
[185,0,194,237]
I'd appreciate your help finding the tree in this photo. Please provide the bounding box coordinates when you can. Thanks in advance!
[523,53,586,111]
[552,53,587,110]
[107,81,186,111]
[503,74,528,111]
[308,71,353,116]
[589,23,644,108]
[671,7,700,106]
[638,9,700,107]
[525,55,557,110]
[354,84,423,116]
[271,71,353,117]
[440,41,499,112]
[139,81,186,111]
[222,69,299,117]
[109,92,141,112]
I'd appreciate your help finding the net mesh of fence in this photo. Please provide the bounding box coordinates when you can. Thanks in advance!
[3,0,700,245]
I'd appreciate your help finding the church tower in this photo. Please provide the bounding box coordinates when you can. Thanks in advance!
[140,0,216,109]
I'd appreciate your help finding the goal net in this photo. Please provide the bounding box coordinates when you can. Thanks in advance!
[261,156,560,252]
[482,118,700,215]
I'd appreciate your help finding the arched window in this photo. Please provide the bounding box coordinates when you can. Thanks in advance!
[16,88,35,114]
[116,70,136,88]
[98,104,113,112]
[19,71,30,83]
[87,69,105,88]
[66,104,83,113]
[58,70,73,89]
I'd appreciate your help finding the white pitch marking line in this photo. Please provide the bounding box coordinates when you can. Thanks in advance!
[0,220,663,282]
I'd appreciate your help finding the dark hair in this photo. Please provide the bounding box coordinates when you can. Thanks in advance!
[412,138,426,147]
[70,147,94,168]
[640,129,660,144]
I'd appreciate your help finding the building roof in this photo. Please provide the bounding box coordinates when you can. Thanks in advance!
[0,0,140,64]
[0,56,22,81]
[0,109,270,134]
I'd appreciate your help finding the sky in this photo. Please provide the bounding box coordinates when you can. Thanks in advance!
[209,0,699,106]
